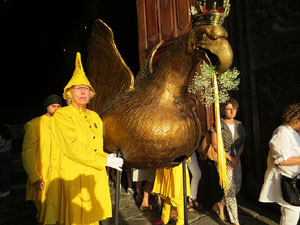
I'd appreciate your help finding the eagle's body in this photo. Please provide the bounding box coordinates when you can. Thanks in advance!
[87,20,232,169]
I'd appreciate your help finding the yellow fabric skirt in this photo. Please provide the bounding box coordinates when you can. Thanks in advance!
[153,163,190,200]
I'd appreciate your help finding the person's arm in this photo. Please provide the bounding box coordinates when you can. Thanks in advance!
[33,178,45,190]
[212,130,235,170]
[279,157,300,166]
[270,128,300,167]
[235,144,244,159]
[211,130,218,151]
[224,153,236,170]
[22,120,43,185]
[211,130,232,161]
[230,144,244,167]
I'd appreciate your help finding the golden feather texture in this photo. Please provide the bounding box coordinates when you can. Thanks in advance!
[87,19,233,169]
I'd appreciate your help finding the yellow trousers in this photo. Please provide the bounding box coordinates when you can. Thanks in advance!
[161,196,184,225]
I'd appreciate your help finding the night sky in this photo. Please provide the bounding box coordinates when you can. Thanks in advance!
[1,0,140,124]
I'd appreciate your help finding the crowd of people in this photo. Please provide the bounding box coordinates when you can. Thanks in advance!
[22,52,124,225]
[1,52,300,225]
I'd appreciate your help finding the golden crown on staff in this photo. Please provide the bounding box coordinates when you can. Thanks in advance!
[190,0,231,190]
[191,0,230,25]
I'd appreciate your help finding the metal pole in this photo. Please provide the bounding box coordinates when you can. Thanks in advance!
[182,161,188,225]
[113,148,121,225]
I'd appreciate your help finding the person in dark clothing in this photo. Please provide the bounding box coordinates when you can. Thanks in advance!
[0,121,13,197]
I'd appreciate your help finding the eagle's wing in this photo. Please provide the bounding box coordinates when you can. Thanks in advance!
[86,19,135,115]
[134,40,164,87]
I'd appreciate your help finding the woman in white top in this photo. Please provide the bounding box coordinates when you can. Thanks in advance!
[259,103,300,225]
[211,99,246,225]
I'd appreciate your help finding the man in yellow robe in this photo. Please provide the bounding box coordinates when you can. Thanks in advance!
[152,163,191,225]
[22,94,63,223]
[41,52,123,225]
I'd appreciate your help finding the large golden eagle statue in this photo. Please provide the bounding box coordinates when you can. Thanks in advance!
[86,1,233,169]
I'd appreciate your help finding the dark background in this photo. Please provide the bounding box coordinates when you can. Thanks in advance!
[1,0,140,124]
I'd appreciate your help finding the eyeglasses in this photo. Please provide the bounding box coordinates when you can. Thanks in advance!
[225,108,237,111]
[72,85,90,92]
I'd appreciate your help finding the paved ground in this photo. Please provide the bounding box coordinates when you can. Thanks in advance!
[0,138,281,225]
[0,180,280,225]
[104,185,280,225]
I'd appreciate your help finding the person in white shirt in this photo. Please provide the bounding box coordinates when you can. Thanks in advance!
[259,103,300,225]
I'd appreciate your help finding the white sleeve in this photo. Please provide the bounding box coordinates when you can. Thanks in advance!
[269,131,292,164]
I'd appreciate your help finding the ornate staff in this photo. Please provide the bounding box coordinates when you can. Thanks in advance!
[190,62,240,190]
[212,72,228,190]
[190,0,236,191]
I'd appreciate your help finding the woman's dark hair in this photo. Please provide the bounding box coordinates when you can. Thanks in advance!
[282,103,300,125]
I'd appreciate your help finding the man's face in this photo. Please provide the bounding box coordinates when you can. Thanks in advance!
[70,85,91,109]
[47,104,62,116]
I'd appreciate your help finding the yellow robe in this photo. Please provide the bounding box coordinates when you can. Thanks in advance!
[22,115,51,203]
[153,163,190,200]
[41,105,111,225]
[153,163,190,225]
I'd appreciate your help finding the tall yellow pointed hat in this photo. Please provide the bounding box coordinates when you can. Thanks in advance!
[63,52,95,99]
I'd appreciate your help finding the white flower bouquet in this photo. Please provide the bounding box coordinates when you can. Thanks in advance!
[188,64,240,106]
